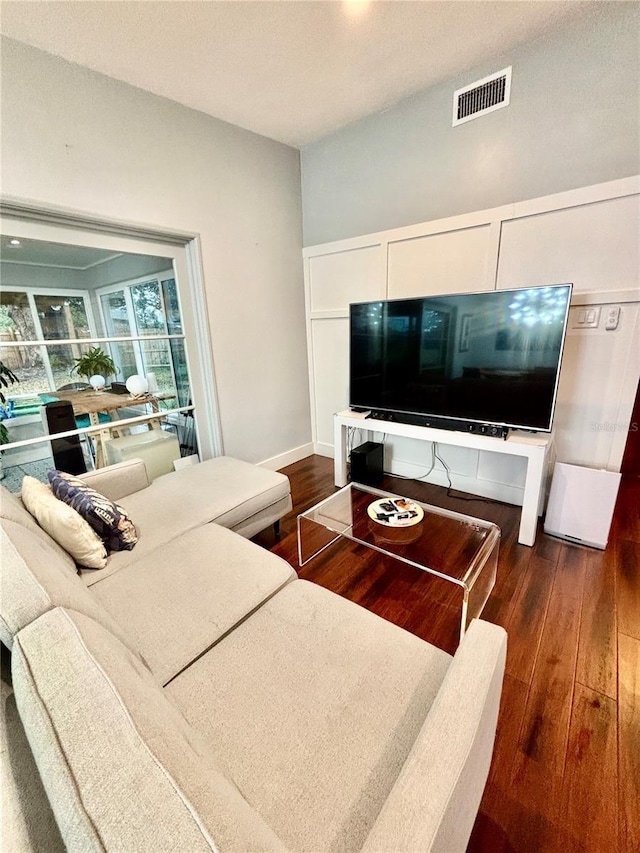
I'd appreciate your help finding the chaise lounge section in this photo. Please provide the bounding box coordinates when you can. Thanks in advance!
[1,456,295,680]
[1,455,507,852]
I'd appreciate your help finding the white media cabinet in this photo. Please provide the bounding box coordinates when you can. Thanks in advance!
[334,411,552,547]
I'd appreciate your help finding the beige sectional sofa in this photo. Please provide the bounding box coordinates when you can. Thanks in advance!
[1,455,507,853]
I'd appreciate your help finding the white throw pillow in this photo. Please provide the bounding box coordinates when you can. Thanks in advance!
[20,476,108,569]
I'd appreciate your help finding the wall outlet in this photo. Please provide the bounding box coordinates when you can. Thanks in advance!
[605,306,620,330]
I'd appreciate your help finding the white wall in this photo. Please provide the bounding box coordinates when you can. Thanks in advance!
[0,37,312,466]
[299,1,639,499]
[301,2,640,246]
[0,253,175,339]
[0,261,86,291]
[0,255,172,292]
[82,255,172,290]
[303,178,640,504]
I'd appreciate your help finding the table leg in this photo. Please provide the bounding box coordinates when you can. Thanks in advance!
[87,412,106,468]
[146,397,163,432]
[519,445,547,546]
[334,418,348,487]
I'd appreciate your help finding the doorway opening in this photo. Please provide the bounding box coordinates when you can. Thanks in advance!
[0,208,221,490]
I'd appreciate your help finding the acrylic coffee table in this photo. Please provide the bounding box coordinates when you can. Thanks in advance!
[297,483,500,641]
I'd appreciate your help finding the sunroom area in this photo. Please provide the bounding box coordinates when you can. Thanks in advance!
[0,234,198,490]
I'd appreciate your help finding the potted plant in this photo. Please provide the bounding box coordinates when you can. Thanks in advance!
[71,347,117,386]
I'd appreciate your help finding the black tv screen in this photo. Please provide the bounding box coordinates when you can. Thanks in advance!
[350,284,572,432]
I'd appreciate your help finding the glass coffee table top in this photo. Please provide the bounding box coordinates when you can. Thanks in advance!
[297,483,500,639]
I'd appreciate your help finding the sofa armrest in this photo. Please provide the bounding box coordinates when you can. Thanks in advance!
[79,458,150,502]
[361,619,507,853]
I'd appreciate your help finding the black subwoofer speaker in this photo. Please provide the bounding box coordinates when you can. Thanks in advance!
[350,441,384,485]
[44,400,87,475]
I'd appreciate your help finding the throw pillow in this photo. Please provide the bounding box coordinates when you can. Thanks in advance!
[48,470,138,553]
[20,476,108,569]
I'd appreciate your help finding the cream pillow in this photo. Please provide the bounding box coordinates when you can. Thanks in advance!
[20,476,108,569]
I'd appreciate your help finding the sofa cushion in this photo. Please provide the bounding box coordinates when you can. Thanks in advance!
[12,608,287,852]
[227,493,293,540]
[80,456,292,584]
[48,470,138,553]
[1,675,65,852]
[167,579,452,853]
[0,520,137,658]
[79,457,151,502]
[0,523,51,650]
[0,486,75,572]
[20,477,107,569]
[360,619,507,853]
[89,523,296,684]
[146,457,291,532]
[123,454,290,536]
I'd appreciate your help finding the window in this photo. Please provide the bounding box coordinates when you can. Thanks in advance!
[1,273,195,479]
[98,274,189,405]
[0,288,95,397]
[0,276,188,407]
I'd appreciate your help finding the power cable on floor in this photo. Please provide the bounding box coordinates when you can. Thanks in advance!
[433,443,505,505]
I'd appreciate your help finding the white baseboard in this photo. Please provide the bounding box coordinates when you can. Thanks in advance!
[259,442,314,471]
[314,442,334,458]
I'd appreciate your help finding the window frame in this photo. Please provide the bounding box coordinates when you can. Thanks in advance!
[1,284,99,392]
[96,270,182,396]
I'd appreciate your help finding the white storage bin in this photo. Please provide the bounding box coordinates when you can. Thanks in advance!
[104,430,180,481]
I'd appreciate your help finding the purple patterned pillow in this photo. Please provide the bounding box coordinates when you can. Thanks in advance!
[48,470,137,553]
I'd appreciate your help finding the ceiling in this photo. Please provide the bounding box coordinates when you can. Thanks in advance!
[1,236,123,270]
[0,0,595,148]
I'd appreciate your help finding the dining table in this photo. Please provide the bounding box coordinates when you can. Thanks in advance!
[51,389,176,468]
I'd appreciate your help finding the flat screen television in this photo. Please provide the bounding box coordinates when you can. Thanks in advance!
[349,284,572,434]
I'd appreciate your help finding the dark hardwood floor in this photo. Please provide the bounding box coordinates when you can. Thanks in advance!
[254,455,640,853]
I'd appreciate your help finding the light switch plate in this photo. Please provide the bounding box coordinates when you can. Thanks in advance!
[573,306,601,329]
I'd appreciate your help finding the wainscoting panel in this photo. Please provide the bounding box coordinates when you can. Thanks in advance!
[554,303,640,470]
[384,436,479,478]
[476,448,528,489]
[388,224,495,298]
[303,177,640,497]
[310,317,349,451]
[497,194,640,294]
[308,244,385,313]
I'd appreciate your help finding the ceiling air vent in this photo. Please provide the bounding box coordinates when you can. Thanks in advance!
[453,66,512,127]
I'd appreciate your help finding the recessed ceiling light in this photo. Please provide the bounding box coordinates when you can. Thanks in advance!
[9,239,21,246]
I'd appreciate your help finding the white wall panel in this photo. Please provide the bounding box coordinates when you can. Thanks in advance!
[385,436,479,477]
[383,436,527,504]
[388,225,493,298]
[477,450,527,489]
[305,179,639,491]
[308,245,385,313]
[311,317,349,448]
[553,304,640,469]
[497,195,640,294]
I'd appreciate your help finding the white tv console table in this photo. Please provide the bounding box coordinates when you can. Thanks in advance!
[333,412,552,547]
